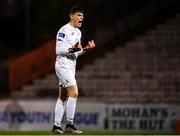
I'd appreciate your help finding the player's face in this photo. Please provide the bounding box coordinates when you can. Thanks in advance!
[70,12,84,28]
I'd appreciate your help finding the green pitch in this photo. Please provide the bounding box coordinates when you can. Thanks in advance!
[0,131,175,135]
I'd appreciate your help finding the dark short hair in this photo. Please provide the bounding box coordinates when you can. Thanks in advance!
[70,5,84,15]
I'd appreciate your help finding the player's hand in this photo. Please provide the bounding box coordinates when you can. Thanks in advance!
[68,42,82,53]
[72,42,82,49]
[83,40,95,51]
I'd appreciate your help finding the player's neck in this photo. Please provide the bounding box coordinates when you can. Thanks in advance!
[69,22,77,28]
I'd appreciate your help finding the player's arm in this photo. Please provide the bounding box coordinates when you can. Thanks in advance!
[68,42,82,53]
[56,40,70,56]
[68,42,85,57]
[71,40,96,58]
[56,31,70,56]
[56,40,83,60]
[56,31,79,57]
[56,41,81,58]
[56,30,83,57]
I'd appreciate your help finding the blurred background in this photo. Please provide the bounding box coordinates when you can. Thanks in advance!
[0,0,180,133]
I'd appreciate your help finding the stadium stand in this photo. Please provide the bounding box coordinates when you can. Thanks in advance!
[12,13,180,104]
[76,14,180,104]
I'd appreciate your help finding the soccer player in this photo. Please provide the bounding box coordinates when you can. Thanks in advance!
[52,5,95,134]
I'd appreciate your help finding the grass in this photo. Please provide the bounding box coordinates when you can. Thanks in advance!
[0,130,176,135]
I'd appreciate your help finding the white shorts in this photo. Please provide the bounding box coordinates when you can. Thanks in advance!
[55,61,77,88]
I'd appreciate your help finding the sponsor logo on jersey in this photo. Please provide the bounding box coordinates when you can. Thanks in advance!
[58,33,65,38]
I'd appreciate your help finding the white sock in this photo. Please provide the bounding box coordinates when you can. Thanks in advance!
[54,98,66,127]
[66,97,77,124]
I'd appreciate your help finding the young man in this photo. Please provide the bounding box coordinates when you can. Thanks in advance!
[52,6,95,134]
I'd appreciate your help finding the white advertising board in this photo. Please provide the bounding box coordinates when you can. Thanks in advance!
[105,104,179,131]
[0,100,105,131]
[0,100,179,132]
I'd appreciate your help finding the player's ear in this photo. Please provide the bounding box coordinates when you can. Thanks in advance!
[70,14,74,20]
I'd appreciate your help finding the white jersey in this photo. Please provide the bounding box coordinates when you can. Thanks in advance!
[55,23,84,87]
[56,23,84,69]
